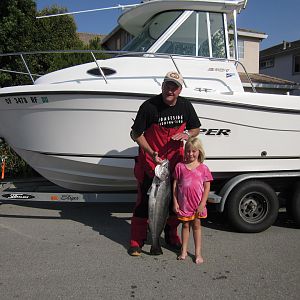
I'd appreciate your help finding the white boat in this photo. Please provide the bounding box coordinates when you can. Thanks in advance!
[0,0,299,192]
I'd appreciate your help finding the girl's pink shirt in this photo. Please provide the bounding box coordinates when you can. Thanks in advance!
[173,162,213,217]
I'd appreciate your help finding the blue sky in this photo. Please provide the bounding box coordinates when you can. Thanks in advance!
[36,0,300,50]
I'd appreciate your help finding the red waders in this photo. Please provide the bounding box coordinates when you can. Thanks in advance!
[130,123,185,248]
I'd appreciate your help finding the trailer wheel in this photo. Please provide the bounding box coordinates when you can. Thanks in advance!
[291,184,300,226]
[225,180,279,233]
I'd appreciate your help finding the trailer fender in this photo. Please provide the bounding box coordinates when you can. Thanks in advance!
[217,171,300,213]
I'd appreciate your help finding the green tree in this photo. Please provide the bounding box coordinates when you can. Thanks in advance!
[0,1,106,178]
[33,5,88,74]
[0,0,37,86]
[0,1,96,87]
[88,36,102,50]
[84,36,109,60]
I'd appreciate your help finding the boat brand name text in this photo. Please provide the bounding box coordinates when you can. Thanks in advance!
[200,128,231,136]
[2,193,35,199]
[208,68,230,72]
[61,195,80,201]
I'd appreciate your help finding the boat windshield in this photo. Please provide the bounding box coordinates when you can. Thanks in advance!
[123,11,183,52]
[123,10,227,59]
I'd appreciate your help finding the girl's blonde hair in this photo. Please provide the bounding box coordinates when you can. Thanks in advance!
[184,137,205,162]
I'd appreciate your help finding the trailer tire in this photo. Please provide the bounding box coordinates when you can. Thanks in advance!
[291,184,300,226]
[225,180,279,233]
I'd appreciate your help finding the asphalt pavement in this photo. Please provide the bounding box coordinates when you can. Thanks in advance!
[0,202,299,300]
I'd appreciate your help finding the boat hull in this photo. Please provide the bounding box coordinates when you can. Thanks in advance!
[0,89,299,191]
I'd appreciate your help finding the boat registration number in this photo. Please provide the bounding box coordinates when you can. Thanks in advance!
[3,96,49,105]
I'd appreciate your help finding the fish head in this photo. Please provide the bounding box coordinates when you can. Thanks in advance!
[154,159,170,181]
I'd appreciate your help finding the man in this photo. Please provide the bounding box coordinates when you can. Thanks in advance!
[129,71,201,256]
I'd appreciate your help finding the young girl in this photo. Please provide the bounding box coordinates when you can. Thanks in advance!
[173,137,213,264]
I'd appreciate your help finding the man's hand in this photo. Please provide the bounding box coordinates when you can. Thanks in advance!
[171,131,189,141]
[152,151,163,164]
[172,128,200,141]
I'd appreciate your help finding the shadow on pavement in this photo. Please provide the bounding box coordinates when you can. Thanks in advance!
[273,211,299,229]
[200,206,233,232]
[59,203,134,250]
[1,202,298,251]
[0,201,135,250]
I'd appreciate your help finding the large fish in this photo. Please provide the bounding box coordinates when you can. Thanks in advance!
[148,160,171,255]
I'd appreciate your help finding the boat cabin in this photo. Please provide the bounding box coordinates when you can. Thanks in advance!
[119,0,246,60]
[34,0,248,93]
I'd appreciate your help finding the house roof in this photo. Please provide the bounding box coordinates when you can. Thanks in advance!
[229,28,267,40]
[260,39,300,59]
[237,28,266,35]
[77,32,106,45]
[239,72,300,90]
[101,26,122,45]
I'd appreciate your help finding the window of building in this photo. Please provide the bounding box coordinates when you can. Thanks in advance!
[294,55,300,73]
[260,58,274,69]
[237,39,244,59]
[229,39,244,59]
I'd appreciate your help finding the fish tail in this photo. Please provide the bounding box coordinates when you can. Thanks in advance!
[150,245,163,255]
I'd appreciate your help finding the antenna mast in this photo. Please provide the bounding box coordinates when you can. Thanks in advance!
[36,4,139,19]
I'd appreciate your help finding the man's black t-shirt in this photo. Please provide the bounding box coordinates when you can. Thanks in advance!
[132,94,200,136]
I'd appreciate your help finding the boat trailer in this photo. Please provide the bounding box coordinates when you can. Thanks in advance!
[1,174,299,232]
[0,177,221,204]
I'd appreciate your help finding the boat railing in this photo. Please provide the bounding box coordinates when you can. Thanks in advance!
[0,49,256,92]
